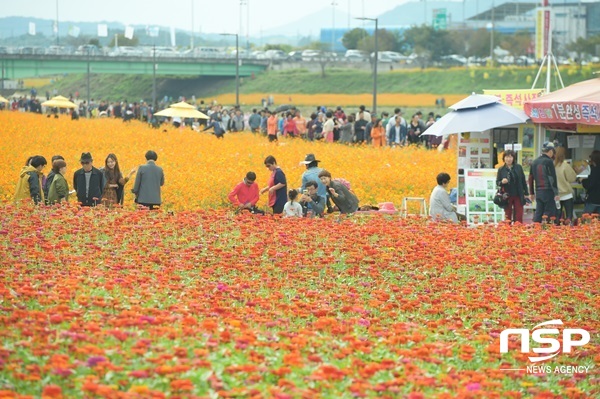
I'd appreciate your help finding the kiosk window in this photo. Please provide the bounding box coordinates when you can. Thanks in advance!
[493,128,518,146]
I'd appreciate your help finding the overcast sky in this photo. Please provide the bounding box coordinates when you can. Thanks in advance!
[1,0,406,35]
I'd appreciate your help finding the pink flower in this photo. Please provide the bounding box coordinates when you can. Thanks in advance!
[466,382,481,391]
[86,356,107,367]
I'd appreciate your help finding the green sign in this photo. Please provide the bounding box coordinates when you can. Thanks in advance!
[432,8,447,30]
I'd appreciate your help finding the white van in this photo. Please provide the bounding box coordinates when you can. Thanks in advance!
[194,47,224,58]
[265,49,287,60]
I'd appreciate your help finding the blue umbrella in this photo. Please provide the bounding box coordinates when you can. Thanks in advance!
[422,99,530,137]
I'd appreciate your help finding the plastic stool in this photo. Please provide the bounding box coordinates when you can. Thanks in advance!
[401,197,428,217]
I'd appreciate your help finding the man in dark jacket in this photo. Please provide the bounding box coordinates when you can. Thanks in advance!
[73,152,106,207]
[529,142,560,223]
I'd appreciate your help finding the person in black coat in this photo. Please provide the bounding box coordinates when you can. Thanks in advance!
[582,150,600,215]
[496,150,529,223]
[73,152,106,207]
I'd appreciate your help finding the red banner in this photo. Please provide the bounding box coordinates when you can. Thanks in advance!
[525,102,600,125]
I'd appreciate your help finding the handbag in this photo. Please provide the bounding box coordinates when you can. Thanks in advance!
[493,187,509,208]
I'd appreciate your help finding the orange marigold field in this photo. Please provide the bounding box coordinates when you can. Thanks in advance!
[0,112,455,210]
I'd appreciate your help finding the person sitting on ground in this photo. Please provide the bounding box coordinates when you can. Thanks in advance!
[299,180,326,218]
[284,189,303,217]
[228,171,263,214]
[429,172,458,223]
[318,170,359,214]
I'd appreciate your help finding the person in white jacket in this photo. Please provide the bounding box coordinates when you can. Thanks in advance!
[429,172,458,223]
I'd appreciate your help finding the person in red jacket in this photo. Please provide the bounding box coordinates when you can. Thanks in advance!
[228,171,263,214]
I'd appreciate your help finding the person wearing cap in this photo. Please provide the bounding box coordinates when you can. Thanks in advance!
[528,142,560,223]
[73,152,106,207]
[132,150,164,210]
[299,154,327,199]
[228,171,263,214]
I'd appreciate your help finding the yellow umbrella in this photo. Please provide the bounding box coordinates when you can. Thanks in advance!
[154,102,209,119]
[0,96,9,103]
[42,95,77,109]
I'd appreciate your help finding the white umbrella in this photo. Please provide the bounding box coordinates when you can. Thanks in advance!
[449,93,500,110]
[422,98,530,137]
[42,95,77,109]
[154,101,209,119]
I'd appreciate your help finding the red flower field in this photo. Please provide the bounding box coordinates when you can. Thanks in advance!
[0,204,598,398]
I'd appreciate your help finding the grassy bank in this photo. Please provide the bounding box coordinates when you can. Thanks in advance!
[10,64,595,106]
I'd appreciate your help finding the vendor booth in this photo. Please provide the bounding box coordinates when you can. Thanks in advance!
[422,93,532,226]
[524,78,600,216]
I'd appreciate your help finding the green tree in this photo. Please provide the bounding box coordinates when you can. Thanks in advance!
[89,38,101,48]
[342,28,368,50]
[264,44,293,53]
[108,34,139,47]
[400,25,456,67]
[357,29,397,53]
[567,35,600,63]
[500,30,530,57]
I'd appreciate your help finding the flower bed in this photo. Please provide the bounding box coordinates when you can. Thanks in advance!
[0,206,598,397]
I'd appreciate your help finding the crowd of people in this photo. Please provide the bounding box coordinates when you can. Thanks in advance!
[201,104,445,149]
[497,142,600,225]
[15,151,164,209]
[227,154,359,217]
[2,94,448,149]
[13,144,599,223]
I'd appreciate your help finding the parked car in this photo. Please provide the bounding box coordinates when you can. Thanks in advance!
[301,49,322,61]
[265,49,287,60]
[288,51,303,61]
[76,44,101,56]
[515,56,536,66]
[345,49,368,62]
[229,49,252,58]
[249,50,266,59]
[193,47,225,58]
[46,45,66,55]
[440,54,467,66]
[379,51,406,62]
[150,47,180,58]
